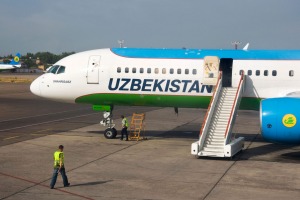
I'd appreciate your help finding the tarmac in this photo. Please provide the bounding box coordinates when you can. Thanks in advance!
[0,75,300,200]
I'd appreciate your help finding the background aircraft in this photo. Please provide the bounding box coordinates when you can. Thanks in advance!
[0,53,21,70]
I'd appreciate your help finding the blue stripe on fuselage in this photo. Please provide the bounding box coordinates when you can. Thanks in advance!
[111,48,300,60]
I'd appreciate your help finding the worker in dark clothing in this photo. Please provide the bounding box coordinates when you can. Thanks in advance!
[50,145,70,189]
[120,115,129,141]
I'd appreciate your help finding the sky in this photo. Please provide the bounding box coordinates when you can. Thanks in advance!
[0,0,300,55]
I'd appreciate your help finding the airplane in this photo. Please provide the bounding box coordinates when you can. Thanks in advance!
[30,47,300,157]
[0,53,21,70]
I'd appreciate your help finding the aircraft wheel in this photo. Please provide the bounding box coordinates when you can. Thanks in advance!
[112,128,117,138]
[104,128,117,139]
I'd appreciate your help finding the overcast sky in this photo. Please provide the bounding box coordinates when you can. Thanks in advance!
[0,0,299,55]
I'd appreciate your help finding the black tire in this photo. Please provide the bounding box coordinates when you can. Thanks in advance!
[104,128,117,139]
[112,128,117,138]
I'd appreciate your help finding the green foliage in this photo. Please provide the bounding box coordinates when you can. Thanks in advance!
[20,52,75,68]
[2,59,10,64]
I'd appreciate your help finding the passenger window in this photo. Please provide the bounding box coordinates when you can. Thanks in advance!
[177,69,181,74]
[117,67,121,73]
[264,70,268,76]
[140,68,144,73]
[132,68,136,73]
[155,68,159,74]
[239,70,244,75]
[256,70,260,76]
[162,68,166,74]
[192,69,197,75]
[125,67,129,73]
[147,68,151,74]
[185,69,189,75]
[247,70,252,76]
[289,70,294,77]
[57,66,65,74]
[272,70,277,76]
[170,68,174,74]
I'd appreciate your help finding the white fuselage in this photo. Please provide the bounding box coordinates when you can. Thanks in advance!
[30,48,300,106]
[0,63,21,70]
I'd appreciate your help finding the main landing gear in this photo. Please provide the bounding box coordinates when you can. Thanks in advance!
[100,111,117,139]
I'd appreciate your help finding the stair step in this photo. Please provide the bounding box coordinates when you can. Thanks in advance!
[206,139,224,144]
[199,151,225,157]
[205,144,224,148]
[203,147,224,152]
[209,133,225,137]
[207,135,224,140]
[208,135,225,139]
[210,131,226,135]
[206,142,225,146]
[214,119,229,123]
[209,130,225,134]
[205,142,224,146]
[211,125,227,129]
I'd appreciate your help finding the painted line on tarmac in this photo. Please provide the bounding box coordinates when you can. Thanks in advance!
[3,136,20,140]
[0,108,92,123]
[0,171,95,200]
[30,129,51,136]
[0,113,97,132]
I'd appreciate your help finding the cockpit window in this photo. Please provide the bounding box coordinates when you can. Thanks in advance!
[47,65,60,74]
[47,65,65,74]
[57,66,65,74]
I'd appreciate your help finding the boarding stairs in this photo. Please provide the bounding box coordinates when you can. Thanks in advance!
[191,72,245,157]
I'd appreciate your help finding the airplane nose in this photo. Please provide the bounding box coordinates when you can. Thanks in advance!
[30,78,41,96]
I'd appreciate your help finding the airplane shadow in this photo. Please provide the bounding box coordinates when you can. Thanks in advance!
[234,133,300,163]
[88,130,199,139]
[89,129,300,163]
[239,144,300,163]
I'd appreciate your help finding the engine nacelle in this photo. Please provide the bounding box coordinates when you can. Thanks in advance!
[260,97,300,144]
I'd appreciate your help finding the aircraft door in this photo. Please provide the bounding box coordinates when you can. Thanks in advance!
[87,55,101,84]
[219,58,233,87]
[202,56,220,85]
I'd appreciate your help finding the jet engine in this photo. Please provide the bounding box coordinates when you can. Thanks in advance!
[260,97,300,144]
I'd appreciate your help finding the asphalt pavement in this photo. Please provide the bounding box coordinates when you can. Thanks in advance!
[0,78,300,200]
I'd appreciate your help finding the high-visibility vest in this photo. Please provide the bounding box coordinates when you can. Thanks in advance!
[122,118,128,128]
[53,151,64,168]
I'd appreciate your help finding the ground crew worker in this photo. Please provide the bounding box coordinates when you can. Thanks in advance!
[50,145,70,189]
[120,115,128,141]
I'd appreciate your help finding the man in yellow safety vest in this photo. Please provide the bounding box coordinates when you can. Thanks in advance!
[120,115,129,141]
[50,145,70,189]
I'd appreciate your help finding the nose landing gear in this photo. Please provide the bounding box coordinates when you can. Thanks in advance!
[100,111,117,139]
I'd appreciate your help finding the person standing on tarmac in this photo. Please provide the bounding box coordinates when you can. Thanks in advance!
[120,115,129,141]
[50,145,70,189]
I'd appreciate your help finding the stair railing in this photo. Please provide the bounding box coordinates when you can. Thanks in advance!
[224,72,245,144]
[198,72,222,149]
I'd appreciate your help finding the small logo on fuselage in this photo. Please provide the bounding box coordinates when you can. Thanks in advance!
[282,114,297,128]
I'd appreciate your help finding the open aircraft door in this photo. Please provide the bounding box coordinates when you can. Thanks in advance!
[202,56,220,85]
[87,55,101,84]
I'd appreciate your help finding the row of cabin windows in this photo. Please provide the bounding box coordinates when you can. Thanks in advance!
[117,67,198,75]
[117,67,295,77]
[240,70,294,77]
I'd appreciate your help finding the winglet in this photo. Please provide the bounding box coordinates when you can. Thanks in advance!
[243,43,249,50]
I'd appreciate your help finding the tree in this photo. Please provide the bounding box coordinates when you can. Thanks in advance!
[19,52,75,68]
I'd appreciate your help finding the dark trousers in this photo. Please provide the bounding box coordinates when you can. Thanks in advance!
[121,127,128,140]
[50,168,69,188]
